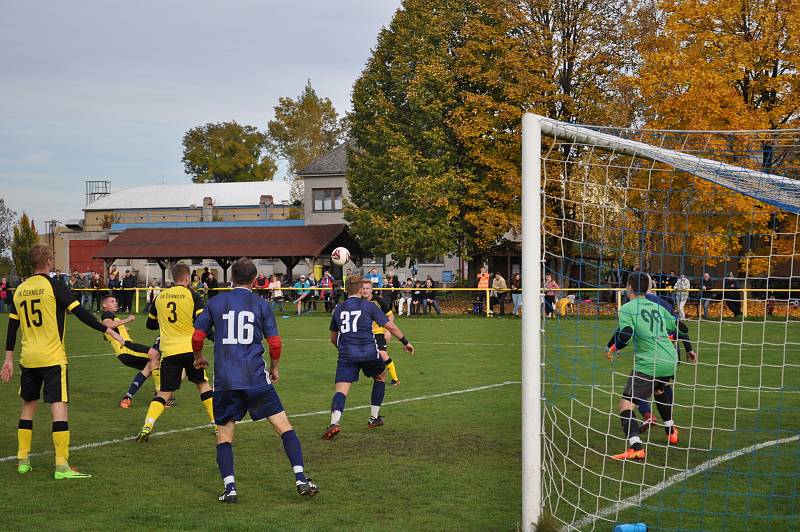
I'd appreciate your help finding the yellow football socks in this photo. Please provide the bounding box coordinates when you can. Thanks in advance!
[200,390,215,424]
[17,419,33,461]
[143,397,166,430]
[385,358,399,383]
[52,421,70,468]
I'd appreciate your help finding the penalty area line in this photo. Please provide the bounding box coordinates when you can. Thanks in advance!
[0,380,521,463]
[569,433,800,530]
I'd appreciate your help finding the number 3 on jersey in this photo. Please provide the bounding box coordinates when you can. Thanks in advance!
[339,310,361,333]
[222,310,255,344]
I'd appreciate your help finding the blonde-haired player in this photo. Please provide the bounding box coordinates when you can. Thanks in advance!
[2,244,124,478]
[361,280,401,385]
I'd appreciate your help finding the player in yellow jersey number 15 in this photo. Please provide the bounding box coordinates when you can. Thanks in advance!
[2,244,124,479]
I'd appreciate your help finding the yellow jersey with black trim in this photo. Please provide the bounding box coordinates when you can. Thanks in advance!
[369,295,393,334]
[10,274,81,368]
[100,311,140,357]
[149,285,204,357]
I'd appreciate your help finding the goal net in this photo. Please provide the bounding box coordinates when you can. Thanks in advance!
[522,114,800,531]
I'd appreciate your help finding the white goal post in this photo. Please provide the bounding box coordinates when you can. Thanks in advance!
[520,112,800,531]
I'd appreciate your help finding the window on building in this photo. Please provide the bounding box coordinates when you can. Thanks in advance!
[419,255,446,266]
[313,188,343,212]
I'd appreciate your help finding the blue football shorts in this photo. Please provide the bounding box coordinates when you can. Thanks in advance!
[334,357,386,383]
[213,385,284,426]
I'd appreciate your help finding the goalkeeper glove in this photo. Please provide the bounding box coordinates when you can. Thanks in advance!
[606,344,617,361]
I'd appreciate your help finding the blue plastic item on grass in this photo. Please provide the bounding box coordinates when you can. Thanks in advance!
[614,524,647,532]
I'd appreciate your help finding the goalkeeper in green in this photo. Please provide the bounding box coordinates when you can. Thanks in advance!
[606,272,679,460]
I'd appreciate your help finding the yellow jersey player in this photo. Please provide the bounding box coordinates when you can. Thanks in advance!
[1,244,124,478]
[136,263,214,442]
[99,293,163,409]
[361,280,401,386]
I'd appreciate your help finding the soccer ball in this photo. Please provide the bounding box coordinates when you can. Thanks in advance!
[331,247,351,266]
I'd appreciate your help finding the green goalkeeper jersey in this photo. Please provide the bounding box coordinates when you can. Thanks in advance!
[618,296,678,377]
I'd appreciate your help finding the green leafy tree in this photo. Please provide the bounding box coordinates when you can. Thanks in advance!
[268,80,345,202]
[182,121,277,183]
[12,213,38,278]
[450,0,633,249]
[0,256,12,279]
[347,0,476,262]
[0,198,17,257]
[347,0,633,260]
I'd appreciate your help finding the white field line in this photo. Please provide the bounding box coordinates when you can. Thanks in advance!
[0,380,520,463]
[546,382,800,394]
[569,433,800,530]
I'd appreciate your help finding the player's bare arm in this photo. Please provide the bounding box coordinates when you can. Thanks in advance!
[102,316,133,329]
[3,315,19,382]
[265,334,282,382]
[105,327,124,345]
[192,329,209,369]
[1,351,13,382]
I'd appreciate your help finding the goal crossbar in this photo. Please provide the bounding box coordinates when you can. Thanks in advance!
[537,117,800,215]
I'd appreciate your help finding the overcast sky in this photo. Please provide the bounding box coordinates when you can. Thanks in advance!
[0,0,401,228]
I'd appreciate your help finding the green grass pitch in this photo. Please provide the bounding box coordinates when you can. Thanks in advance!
[0,314,521,531]
[0,313,798,531]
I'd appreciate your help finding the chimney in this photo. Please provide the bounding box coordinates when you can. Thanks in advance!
[202,196,213,222]
[260,195,273,218]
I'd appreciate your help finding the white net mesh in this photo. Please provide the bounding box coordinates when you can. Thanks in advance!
[537,119,800,531]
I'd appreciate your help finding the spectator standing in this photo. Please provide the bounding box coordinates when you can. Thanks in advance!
[91,272,104,313]
[319,270,335,312]
[107,267,121,306]
[200,267,210,285]
[724,272,743,318]
[367,267,383,288]
[660,270,678,306]
[0,277,8,312]
[423,278,442,316]
[492,272,508,316]
[69,270,82,301]
[511,273,522,317]
[81,268,94,310]
[332,277,344,307]
[398,278,413,316]
[121,270,135,312]
[190,274,204,294]
[477,267,490,290]
[673,274,691,319]
[255,272,269,299]
[544,274,559,318]
[411,280,424,316]
[149,278,164,305]
[307,274,318,311]
[206,272,220,299]
[700,272,714,319]
[268,274,285,314]
[384,276,396,308]
[388,270,401,307]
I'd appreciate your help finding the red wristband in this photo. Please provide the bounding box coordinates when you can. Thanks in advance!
[267,336,282,360]
[191,329,207,352]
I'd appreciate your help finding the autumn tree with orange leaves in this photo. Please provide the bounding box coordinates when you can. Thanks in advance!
[631,0,800,275]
